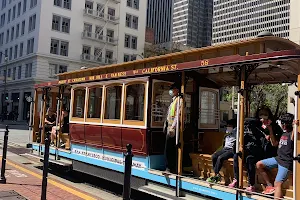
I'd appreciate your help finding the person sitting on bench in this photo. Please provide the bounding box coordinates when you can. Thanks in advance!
[256,113,295,198]
[206,119,237,183]
[50,106,69,147]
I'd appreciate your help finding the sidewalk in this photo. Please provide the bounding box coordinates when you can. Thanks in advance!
[0,159,100,200]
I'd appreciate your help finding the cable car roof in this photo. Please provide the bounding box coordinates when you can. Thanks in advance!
[35,36,300,88]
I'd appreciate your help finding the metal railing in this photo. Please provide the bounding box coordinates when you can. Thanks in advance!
[83,8,120,24]
[80,54,117,65]
[82,31,118,45]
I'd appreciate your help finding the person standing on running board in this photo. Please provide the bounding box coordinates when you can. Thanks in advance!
[163,83,183,174]
[256,113,295,198]
[206,119,237,183]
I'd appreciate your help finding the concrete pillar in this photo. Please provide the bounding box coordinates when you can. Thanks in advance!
[18,91,24,121]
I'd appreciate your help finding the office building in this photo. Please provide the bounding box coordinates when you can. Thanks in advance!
[146,0,173,44]
[172,0,213,48]
[0,0,146,120]
[212,0,290,45]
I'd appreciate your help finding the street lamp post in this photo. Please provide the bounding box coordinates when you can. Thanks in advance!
[0,53,8,121]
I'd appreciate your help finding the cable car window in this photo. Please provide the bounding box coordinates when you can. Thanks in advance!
[125,84,145,121]
[199,88,219,129]
[72,88,86,118]
[105,85,122,120]
[151,81,173,127]
[87,87,102,118]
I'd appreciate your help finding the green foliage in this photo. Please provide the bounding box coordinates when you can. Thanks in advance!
[221,84,288,118]
[249,84,287,118]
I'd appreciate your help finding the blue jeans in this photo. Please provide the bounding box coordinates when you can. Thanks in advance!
[261,157,290,182]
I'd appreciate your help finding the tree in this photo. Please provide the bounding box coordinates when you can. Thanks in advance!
[222,84,288,118]
[144,42,192,58]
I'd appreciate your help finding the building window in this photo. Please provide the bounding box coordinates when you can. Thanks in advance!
[54,0,61,7]
[60,41,68,56]
[104,85,122,120]
[123,54,136,62]
[14,44,18,59]
[16,24,19,38]
[7,68,11,77]
[124,34,137,49]
[8,9,11,23]
[63,0,71,9]
[25,63,32,78]
[107,7,115,17]
[49,63,67,77]
[124,54,129,62]
[124,34,130,48]
[19,42,23,57]
[87,87,102,118]
[50,39,59,54]
[9,47,12,60]
[18,66,21,79]
[23,0,27,13]
[21,20,25,35]
[0,14,5,27]
[12,5,16,20]
[12,67,16,80]
[28,14,36,32]
[72,88,86,118]
[17,2,21,16]
[10,26,14,41]
[30,0,37,8]
[54,0,71,10]
[127,0,139,9]
[50,39,68,57]
[52,15,60,31]
[0,32,3,45]
[2,0,6,9]
[52,15,70,33]
[85,0,93,9]
[26,38,34,54]
[125,14,138,29]
[61,17,70,33]
[125,14,131,27]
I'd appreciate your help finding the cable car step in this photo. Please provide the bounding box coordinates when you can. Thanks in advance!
[138,182,211,200]
[21,153,72,167]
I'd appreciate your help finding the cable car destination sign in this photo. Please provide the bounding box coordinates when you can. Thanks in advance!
[58,59,211,85]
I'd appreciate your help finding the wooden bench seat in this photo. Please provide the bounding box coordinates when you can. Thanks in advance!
[190,153,294,198]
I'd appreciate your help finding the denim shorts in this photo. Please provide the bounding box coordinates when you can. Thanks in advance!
[261,157,290,182]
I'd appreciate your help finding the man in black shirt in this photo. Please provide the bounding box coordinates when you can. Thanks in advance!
[256,113,295,199]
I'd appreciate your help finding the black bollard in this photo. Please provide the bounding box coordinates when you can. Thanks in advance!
[123,144,133,200]
[41,131,51,200]
[0,125,9,184]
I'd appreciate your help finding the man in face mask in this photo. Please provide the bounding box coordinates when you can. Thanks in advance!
[163,83,182,174]
[207,119,237,183]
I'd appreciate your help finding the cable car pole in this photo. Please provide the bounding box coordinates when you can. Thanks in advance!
[176,72,185,197]
[238,67,246,189]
